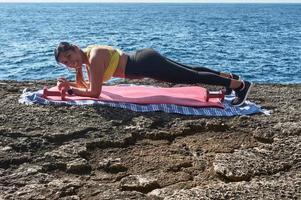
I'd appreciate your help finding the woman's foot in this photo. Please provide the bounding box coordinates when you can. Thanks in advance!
[232,81,253,106]
[225,73,240,95]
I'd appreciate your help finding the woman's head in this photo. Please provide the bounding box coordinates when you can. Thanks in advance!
[54,42,84,70]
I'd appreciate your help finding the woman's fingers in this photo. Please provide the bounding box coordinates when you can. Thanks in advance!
[57,81,70,90]
[57,77,70,90]
[56,77,72,90]
[57,82,65,90]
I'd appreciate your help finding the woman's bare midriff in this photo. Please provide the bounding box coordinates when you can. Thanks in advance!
[113,52,128,78]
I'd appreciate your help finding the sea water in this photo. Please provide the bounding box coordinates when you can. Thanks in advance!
[0,3,300,83]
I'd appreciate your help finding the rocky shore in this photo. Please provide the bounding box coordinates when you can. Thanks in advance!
[0,80,300,199]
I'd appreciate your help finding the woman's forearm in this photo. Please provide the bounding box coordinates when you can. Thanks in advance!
[70,87,101,98]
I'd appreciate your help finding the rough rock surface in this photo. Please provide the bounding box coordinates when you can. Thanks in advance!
[0,79,300,199]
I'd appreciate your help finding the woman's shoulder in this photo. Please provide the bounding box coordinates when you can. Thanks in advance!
[85,44,115,52]
[84,44,115,58]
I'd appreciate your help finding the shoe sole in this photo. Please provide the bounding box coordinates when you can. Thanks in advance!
[233,82,253,107]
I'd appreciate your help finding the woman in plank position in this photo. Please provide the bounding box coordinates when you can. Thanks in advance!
[54,42,252,106]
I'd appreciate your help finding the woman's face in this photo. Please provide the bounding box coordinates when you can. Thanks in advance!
[58,48,83,70]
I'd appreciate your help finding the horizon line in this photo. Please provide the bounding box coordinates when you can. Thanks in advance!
[1,1,300,3]
[1,0,301,3]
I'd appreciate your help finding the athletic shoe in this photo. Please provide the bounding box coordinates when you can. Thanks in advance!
[232,81,253,106]
[225,73,240,95]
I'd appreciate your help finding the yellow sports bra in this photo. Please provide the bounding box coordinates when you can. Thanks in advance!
[84,45,122,82]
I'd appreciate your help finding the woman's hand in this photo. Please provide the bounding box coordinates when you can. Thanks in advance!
[57,77,71,90]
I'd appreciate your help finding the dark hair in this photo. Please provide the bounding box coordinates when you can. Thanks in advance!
[54,42,76,63]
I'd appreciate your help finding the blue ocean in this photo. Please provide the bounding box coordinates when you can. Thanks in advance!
[0,3,300,83]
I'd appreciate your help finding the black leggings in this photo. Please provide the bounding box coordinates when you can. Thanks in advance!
[124,48,231,87]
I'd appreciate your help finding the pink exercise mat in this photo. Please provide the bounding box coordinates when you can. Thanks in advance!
[43,85,224,108]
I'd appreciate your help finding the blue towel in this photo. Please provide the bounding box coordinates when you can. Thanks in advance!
[19,88,269,116]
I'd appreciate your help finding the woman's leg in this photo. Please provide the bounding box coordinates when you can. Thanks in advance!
[125,48,252,106]
[125,48,233,87]
[164,57,240,95]
[164,57,220,74]
[165,57,240,80]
